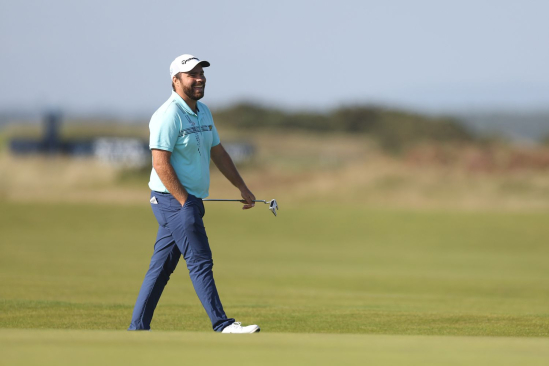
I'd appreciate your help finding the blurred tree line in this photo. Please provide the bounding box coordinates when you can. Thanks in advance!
[213,103,474,153]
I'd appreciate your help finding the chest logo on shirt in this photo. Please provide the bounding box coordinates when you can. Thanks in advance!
[178,125,213,137]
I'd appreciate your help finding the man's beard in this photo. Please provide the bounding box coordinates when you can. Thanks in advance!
[183,84,205,101]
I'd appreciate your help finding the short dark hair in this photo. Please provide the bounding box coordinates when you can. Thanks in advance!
[172,72,182,91]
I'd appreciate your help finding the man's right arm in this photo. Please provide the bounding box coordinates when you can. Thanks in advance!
[152,149,188,206]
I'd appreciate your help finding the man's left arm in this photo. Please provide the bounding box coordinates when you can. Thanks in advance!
[210,143,256,209]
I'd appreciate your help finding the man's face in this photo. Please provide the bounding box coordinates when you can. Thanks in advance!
[175,64,206,101]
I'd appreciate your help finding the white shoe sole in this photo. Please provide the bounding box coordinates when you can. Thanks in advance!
[222,325,261,334]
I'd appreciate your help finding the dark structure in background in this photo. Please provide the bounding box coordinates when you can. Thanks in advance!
[10,111,95,156]
[9,112,254,167]
[43,112,60,153]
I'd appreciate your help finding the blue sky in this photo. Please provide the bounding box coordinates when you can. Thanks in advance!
[1,0,548,117]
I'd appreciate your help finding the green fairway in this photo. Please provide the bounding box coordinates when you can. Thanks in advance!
[1,201,548,336]
[1,200,549,364]
[2,329,549,366]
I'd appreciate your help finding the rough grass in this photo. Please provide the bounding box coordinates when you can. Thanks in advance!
[2,128,549,210]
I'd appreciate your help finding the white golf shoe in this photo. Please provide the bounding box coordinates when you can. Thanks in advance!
[221,322,260,334]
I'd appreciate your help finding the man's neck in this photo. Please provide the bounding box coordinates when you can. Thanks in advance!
[176,91,198,113]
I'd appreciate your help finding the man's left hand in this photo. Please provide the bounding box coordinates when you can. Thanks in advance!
[240,187,256,210]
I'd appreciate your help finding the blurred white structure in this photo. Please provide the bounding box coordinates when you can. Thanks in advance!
[93,138,149,168]
[92,138,254,168]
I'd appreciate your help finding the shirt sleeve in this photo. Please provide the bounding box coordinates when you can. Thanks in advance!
[149,108,180,152]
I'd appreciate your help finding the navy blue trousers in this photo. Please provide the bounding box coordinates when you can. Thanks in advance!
[128,192,234,331]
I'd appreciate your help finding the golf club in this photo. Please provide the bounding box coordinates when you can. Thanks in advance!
[203,199,279,217]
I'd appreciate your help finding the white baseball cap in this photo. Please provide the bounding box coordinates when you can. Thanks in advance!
[169,54,210,78]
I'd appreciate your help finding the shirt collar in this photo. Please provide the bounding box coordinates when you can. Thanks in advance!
[171,91,200,116]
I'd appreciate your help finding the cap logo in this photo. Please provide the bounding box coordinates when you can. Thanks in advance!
[181,57,199,65]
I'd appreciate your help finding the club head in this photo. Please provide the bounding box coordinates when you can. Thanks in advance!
[268,199,278,217]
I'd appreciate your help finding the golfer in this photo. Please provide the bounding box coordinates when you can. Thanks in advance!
[128,54,260,333]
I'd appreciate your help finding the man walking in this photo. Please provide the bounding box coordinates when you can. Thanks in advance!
[128,54,260,333]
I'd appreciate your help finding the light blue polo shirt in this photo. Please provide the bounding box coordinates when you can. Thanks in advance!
[148,91,220,198]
